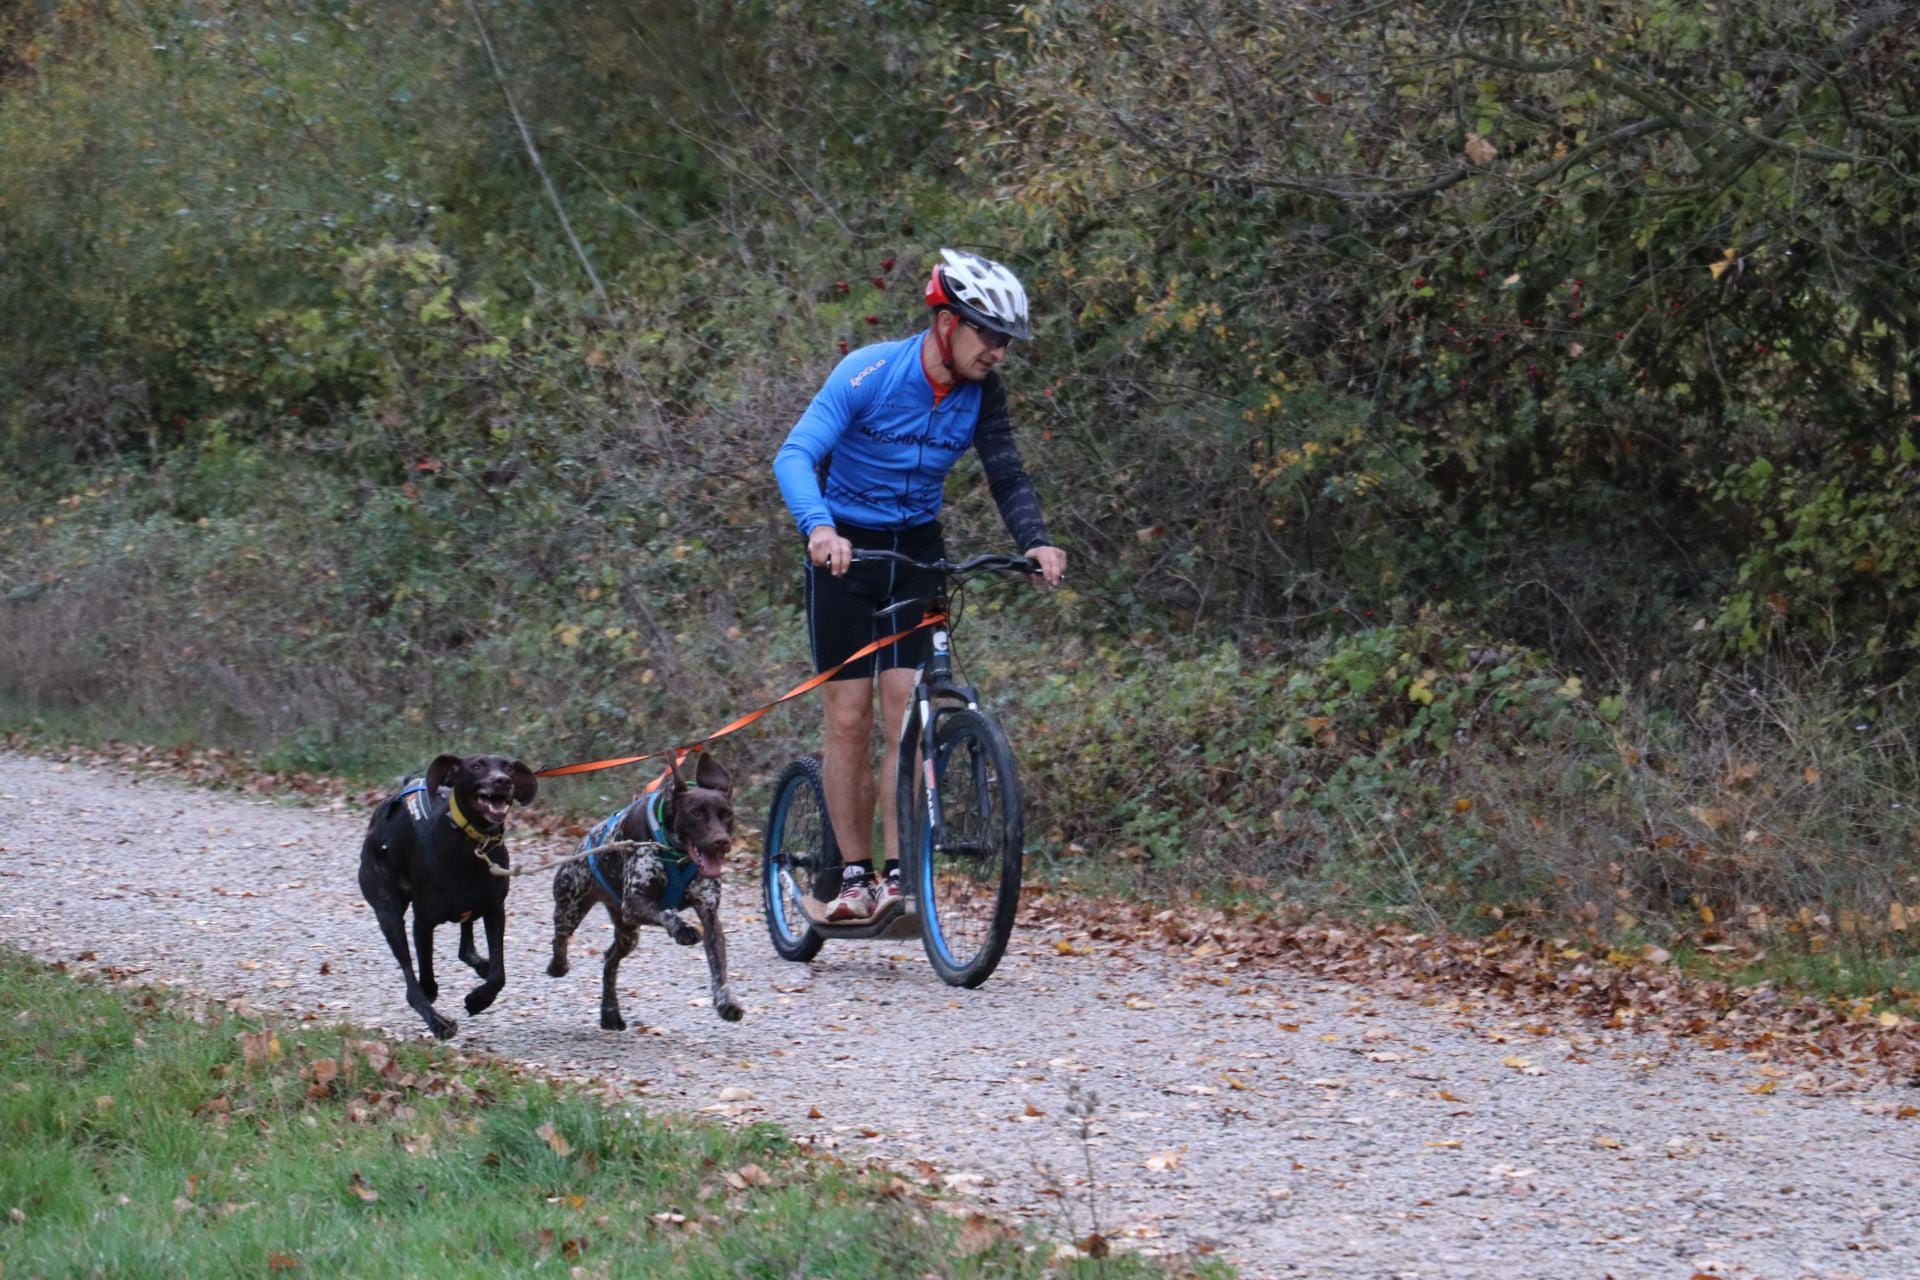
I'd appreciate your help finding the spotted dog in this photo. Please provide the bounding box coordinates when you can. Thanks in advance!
[358,753,538,1039]
[546,753,741,1028]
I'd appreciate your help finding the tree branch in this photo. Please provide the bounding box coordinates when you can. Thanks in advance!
[465,0,614,318]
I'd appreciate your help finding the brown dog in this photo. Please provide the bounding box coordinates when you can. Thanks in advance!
[545,753,740,1028]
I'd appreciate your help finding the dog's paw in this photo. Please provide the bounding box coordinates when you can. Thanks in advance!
[427,1012,458,1040]
[546,956,569,978]
[600,1010,627,1032]
[464,987,498,1016]
[715,992,745,1023]
[665,914,700,946]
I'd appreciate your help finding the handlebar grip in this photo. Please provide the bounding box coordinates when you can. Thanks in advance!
[954,553,1042,574]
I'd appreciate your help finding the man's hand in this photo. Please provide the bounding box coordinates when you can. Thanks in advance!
[808,525,853,576]
[1027,544,1067,587]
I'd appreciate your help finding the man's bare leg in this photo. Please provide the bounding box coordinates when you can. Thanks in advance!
[876,667,916,866]
[821,677,876,883]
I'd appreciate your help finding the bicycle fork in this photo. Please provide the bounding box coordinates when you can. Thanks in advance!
[904,618,968,872]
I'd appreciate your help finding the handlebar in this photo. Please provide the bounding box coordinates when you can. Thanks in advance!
[850,549,1039,576]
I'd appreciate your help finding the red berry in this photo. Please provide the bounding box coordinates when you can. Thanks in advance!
[872,276,887,289]
[837,340,849,353]
[836,281,850,293]
[880,257,896,271]
[1413,276,1427,287]
[1614,331,1625,340]
[865,315,880,325]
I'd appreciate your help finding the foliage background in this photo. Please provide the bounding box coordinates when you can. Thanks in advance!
[2,0,1917,969]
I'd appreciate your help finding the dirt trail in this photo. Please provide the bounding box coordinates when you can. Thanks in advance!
[3,751,1916,1279]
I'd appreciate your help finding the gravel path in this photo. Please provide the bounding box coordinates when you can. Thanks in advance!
[3,751,1916,1279]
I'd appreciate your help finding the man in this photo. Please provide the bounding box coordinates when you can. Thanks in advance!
[773,248,1067,922]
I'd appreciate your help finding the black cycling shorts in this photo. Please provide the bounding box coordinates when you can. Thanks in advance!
[804,522,945,681]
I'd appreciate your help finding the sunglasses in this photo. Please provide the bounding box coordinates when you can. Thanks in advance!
[959,316,1014,350]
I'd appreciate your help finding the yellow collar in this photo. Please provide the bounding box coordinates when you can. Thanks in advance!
[447,791,495,843]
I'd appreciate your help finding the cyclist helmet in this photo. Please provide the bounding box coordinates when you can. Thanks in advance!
[924,248,1032,342]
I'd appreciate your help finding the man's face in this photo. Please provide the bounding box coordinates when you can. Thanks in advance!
[946,312,1013,381]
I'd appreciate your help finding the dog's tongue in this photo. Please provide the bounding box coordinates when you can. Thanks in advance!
[691,849,725,879]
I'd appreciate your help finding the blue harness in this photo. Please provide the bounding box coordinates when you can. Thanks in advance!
[396,779,439,848]
[581,790,700,910]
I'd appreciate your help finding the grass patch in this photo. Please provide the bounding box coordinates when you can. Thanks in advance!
[1667,939,1920,1019]
[0,948,1204,1279]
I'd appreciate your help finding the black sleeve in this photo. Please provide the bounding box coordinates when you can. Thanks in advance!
[972,372,1053,551]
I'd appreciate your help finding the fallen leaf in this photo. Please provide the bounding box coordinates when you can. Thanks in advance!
[347,1173,378,1203]
[957,1213,1004,1255]
[1144,1147,1187,1172]
[1464,132,1498,166]
[238,1030,279,1068]
[267,1252,298,1271]
[536,1124,573,1157]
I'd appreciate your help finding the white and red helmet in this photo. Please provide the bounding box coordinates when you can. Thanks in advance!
[924,247,1032,342]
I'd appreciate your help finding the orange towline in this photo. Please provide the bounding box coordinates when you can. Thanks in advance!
[533,613,947,782]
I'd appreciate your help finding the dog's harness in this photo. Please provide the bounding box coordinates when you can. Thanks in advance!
[581,790,699,910]
[397,780,504,867]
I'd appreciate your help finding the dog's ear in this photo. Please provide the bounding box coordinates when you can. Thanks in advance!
[424,754,463,800]
[509,761,538,807]
[694,752,733,797]
[666,754,689,799]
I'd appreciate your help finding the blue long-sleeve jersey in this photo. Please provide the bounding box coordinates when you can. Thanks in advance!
[773,334,1051,549]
